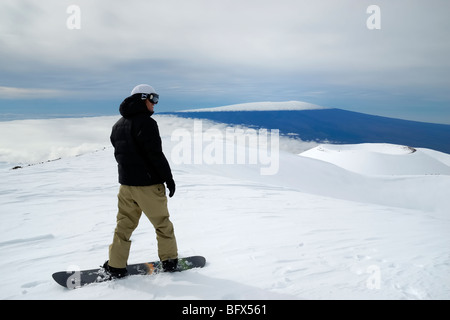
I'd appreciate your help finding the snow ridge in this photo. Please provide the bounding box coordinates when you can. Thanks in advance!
[182,101,328,112]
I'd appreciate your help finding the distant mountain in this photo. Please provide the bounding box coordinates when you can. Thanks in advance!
[163,105,450,154]
[182,101,327,112]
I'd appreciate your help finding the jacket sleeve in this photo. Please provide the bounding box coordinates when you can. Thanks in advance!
[134,117,173,182]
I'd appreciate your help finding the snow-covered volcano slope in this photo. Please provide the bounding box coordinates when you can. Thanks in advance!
[183,101,327,112]
[301,143,450,176]
[0,113,449,300]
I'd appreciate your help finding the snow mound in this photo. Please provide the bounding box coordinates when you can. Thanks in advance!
[300,143,450,176]
[183,101,328,112]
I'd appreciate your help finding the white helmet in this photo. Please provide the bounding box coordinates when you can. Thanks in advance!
[130,84,159,104]
[131,84,157,96]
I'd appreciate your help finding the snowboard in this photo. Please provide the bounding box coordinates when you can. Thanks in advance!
[52,256,206,289]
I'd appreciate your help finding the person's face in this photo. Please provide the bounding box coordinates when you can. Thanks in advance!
[145,99,155,113]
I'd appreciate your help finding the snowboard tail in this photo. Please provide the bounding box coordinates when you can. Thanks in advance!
[52,256,206,289]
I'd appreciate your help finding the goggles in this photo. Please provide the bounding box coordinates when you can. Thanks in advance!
[141,93,159,104]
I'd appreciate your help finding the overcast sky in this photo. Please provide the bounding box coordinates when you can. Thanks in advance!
[1,0,450,123]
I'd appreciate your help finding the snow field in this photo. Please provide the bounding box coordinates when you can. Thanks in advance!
[0,112,449,299]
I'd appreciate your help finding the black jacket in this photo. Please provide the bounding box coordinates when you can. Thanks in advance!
[110,94,173,186]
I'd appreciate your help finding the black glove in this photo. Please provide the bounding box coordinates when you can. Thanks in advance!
[166,178,176,198]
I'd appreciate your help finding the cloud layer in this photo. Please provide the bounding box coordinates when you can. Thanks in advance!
[1,0,449,122]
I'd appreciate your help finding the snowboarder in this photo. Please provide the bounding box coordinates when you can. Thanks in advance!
[104,84,178,278]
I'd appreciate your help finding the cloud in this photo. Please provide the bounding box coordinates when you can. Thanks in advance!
[0,0,449,120]
[0,116,117,164]
[0,86,68,99]
[2,0,448,74]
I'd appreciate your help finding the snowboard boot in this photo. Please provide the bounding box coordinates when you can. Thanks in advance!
[162,258,178,272]
[101,261,128,279]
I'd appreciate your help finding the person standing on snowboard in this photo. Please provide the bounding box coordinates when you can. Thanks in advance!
[104,84,178,278]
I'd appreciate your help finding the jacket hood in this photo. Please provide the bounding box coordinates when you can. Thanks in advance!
[119,94,153,118]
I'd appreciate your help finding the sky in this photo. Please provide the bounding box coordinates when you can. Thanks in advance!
[1,0,450,123]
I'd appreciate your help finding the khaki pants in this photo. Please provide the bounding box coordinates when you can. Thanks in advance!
[108,184,178,268]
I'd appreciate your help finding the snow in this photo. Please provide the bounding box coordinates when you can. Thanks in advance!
[0,109,449,300]
[300,143,450,176]
[182,101,328,112]
[0,117,116,165]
